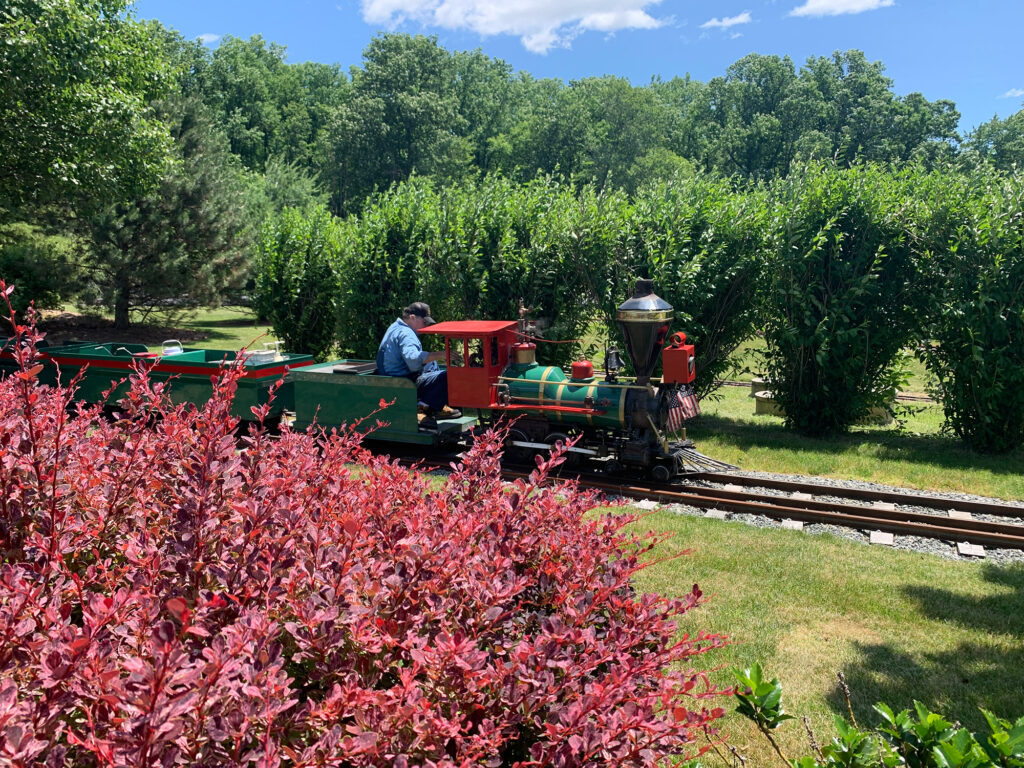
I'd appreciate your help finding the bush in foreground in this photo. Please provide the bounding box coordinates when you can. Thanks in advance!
[0,292,727,766]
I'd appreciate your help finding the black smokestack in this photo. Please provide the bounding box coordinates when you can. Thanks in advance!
[615,279,673,386]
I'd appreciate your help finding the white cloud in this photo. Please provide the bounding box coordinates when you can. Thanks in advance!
[1001,88,1024,99]
[700,11,751,29]
[788,0,893,17]
[197,33,220,45]
[359,0,667,53]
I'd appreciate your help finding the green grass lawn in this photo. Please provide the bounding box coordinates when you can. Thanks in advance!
[691,384,1024,501]
[154,305,279,351]
[624,508,1024,767]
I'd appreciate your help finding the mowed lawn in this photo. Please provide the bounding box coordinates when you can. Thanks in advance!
[161,306,278,351]
[690,384,1024,501]
[626,509,1024,766]
[674,359,1024,763]
[39,305,278,352]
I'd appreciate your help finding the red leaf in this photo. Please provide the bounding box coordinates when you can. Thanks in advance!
[17,364,43,381]
[166,598,188,622]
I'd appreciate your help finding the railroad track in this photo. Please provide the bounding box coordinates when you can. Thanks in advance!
[400,456,1024,553]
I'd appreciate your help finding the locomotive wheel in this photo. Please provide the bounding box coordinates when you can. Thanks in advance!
[650,463,672,483]
[504,428,537,465]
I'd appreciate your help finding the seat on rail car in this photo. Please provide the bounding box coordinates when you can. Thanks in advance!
[330,361,378,375]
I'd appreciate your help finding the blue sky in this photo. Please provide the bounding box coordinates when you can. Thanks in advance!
[133,0,1023,133]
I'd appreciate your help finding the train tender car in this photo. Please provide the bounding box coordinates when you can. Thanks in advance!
[289,280,725,479]
[40,340,315,422]
[288,358,478,444]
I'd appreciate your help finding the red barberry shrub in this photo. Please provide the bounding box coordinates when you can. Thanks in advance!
[0,283,728,767]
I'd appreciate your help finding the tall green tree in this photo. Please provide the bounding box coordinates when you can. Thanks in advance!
[326,34,467,212]
[451,49,519,173]
[573,76,675,191]
[491,76,590,180]
[197,35,346,174]
[800,51,958,166]
[650,75,709,163]
[85,96,251,329]
[965,109,1024,171]
[0,0,175,213]
[702,54,798,178]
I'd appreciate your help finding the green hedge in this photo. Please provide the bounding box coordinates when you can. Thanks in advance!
[918,169,1024,452]
[759,163,929,436]
[332,172,768,387]
[253,166,1024,452]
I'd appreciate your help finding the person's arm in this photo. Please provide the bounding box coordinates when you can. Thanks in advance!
[398,325,431,372]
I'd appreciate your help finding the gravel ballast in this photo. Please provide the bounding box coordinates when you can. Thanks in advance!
[662,469,1024,563]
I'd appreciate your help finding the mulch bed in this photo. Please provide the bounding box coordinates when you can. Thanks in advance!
[38,312,211,347]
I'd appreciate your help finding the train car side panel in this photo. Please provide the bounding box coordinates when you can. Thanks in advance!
[289,361,436,444]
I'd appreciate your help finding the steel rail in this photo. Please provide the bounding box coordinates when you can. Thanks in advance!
[689,472,1024,520]
[403,460,1024,551]
[573,477,1024,550]
[415,460,1024,548]
[624,483,1024,548]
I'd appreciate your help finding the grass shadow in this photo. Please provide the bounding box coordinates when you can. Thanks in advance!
[825,562,1024,734]
[902,562,1024,639]
[180,315,265,330]
[689,412,1024,478]
[828,640,1024,736]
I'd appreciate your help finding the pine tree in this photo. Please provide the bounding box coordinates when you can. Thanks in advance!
[86,95,253,329]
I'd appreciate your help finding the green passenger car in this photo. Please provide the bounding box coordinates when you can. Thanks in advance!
[41,342,315,421]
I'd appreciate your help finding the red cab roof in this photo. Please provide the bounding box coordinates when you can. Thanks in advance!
[420,320,517,336]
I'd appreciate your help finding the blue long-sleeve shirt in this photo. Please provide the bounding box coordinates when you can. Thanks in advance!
[376,318,431,376]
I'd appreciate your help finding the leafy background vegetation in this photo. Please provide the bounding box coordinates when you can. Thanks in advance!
[2,4,1024,764]
[4,2,1022,448]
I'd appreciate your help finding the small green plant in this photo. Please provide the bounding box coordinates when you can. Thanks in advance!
[875,701,957,767]
[732,666,1024,768]
[734,662,795,763]
[977,710,1024,767]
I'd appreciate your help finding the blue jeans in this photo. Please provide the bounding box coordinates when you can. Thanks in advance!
[416,368,448,411]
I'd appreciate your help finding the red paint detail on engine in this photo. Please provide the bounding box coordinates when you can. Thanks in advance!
[662,336,696,385]
[571,360,594,380]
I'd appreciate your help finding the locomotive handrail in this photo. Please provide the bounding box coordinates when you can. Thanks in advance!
[495,375,652,392]
[494,403,608,415]
[514,333,582,345]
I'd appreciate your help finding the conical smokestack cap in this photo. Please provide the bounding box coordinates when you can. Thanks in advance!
[616,279,673,384]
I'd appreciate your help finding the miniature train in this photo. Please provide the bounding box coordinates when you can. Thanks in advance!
[24,280,727,479]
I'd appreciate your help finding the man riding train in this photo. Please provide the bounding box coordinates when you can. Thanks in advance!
[376,302,462,425]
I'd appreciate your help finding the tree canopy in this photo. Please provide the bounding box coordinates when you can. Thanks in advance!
[0,0,175,213]
[2,15,1022,333]
[170,33,974,214]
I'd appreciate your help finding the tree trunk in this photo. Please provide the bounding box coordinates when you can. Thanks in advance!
[114,281,131,330]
